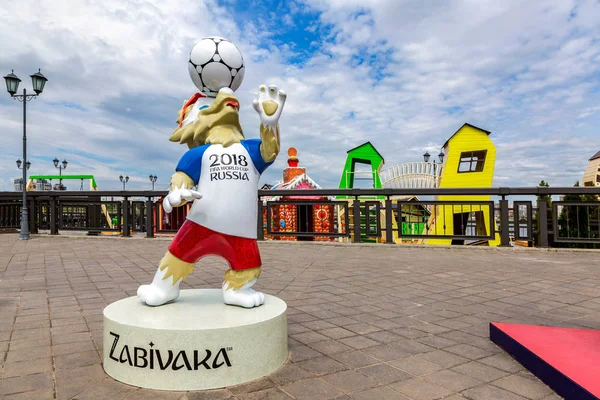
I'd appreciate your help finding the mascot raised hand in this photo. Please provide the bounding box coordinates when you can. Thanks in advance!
[137,37,286,308]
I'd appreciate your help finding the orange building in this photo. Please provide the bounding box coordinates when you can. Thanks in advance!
[263,148,335,241]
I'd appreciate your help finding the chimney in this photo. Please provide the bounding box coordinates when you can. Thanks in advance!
[283,147,306,184]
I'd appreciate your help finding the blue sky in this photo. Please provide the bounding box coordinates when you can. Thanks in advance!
[0,0,599,191]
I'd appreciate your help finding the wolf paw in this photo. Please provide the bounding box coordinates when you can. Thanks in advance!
[252,85,286,128]
[137,271,181,307]
[222,286,265,308]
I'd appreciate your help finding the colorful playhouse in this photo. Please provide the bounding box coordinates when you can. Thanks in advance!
[426,123,500,246]
[263,148,336,241]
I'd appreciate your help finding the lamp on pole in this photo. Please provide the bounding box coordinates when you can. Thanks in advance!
[422,151,431,163]
[149,175,157,190]
[53,157,68,185]
[16,159,31,191]
[119,175,129,190]
[4,69,48,240]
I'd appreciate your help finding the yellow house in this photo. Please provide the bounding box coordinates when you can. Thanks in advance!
[582,151,600,187]
[426,123,500,246]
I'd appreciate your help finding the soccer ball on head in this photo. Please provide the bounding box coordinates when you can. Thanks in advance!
[188,37,245,97]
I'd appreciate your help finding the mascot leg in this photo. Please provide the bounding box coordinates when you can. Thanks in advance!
[137,220,202,306]
[219,235,265,308]
[137,251,193,306]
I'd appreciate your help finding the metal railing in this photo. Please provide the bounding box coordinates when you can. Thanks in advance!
[0,187,598,247]
[553,202,600,244]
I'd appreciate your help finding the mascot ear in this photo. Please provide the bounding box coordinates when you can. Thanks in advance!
[176,100,187,125]
[178,93,205,127]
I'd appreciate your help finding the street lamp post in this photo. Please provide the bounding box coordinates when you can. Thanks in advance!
[119,175,129,190]
[53,157,68,185]
[4,69,48,240]
[149,175,157,190]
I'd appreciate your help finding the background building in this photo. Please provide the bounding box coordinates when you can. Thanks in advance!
[582,151,600,187]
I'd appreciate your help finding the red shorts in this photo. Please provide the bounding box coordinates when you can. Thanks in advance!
[168,220,261,271]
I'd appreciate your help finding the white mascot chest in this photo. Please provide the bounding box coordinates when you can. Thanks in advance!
[186,143,260,238]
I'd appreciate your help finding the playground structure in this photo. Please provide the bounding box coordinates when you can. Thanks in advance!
[336,123,499,246]
[380,161,442,188]
[336,142,393,243]
[425,123,499,246]
[27,175,115,230]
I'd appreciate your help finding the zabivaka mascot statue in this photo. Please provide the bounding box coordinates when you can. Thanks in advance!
[137,37,286,308]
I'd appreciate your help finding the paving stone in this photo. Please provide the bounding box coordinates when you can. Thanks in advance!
[331,351,380,368]
[8,336,51,350]
[349,386,411,400]
[445,343,495,360]
[0,372,53,396]
[52,340,97,356]
[55,350,101,369]
[10,327,50,341]
[339,336,380,350]
[72,376,137,399]
[5,346,52,362]
[185,389,232,399]
[289,344,323,362]
[3,357,53,378]
[55,363,107,400]
[422,369,482,391]
[321,370,379,393]
[319,327,356,339]
[356,363,412,384]
[290,330,330,344]
[389,356,444,376]
[269,363,315,385]
[420,349,470,368]
[362,344,410,361]
[310,339,354,355]
[301,320,338,330]
[233,388,292,399]
[282,377,343,400]
[343,323,382,335]
[296,356,348,375]
[392,339,435,355]
[462,384,528,400]
[451,361,511,382]
[228,377,274,395]
[390,377,453,400]
[492,375,553,399]
[478,353,525,373]
[125,389,187,399]
[2,388,55,400]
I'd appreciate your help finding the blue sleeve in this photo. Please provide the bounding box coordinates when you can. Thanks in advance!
[175,144,209,185]
[241,139,273,175]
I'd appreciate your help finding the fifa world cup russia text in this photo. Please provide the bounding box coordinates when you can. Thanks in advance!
[208,152,250,182]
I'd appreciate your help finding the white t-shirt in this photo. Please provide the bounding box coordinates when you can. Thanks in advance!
[176,139,271,239]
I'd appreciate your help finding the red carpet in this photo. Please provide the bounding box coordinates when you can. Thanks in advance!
[490,322,600,400]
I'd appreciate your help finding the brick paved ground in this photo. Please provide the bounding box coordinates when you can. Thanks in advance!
[1,234,599,399]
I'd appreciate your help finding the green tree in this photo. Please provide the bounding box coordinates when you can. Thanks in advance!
[555,181,599,249]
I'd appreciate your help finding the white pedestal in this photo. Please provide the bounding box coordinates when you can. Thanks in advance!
[103,289,288,391]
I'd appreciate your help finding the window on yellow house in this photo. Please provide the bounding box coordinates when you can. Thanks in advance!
[458,150,487,173]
